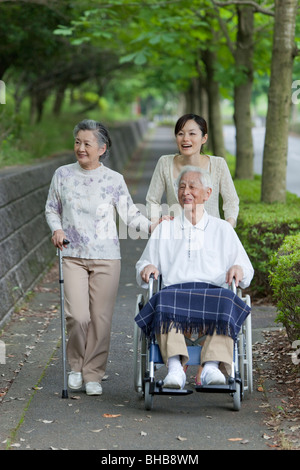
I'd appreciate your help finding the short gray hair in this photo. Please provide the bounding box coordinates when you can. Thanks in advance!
[176,165,212,190]
[73,119,112,160]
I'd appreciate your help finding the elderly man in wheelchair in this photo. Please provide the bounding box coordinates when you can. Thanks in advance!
[135,166,254,397]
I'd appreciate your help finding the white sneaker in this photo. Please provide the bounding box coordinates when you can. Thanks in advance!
[201,367,226,385]
[68,371,83,390]
[163,369,186,389]
[85,382,103,396]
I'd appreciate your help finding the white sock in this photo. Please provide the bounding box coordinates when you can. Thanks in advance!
[167,355,182,373]
[202,361,219,377]
[203,361,219,369]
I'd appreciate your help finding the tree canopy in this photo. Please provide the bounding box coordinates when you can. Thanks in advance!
[0,0,299,200]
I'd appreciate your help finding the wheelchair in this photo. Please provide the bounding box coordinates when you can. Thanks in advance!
[133,275,252,411]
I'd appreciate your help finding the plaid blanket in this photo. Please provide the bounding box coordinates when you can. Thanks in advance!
[135,282,251,340]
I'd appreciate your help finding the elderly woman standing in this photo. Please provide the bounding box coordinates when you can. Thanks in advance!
[45,119,153,396]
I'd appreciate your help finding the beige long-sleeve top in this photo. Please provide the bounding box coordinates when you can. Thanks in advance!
[45,162,150,259]
[146,154,239,224]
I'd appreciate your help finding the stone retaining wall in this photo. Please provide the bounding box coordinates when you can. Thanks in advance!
[0,119,148,325]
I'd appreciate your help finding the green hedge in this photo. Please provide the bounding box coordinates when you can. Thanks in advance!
[234,176,300,298]
[269,233,300,343]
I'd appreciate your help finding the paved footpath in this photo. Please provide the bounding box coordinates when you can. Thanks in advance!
[0,125,280,453]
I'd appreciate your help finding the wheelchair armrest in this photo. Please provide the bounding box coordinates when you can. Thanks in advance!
[230,279,237,295]
[148,273,162,299]
[230,279,245,301]
[148,274,154,299]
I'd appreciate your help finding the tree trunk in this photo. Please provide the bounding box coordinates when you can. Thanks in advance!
[53,84,67,116]
[183,76,209,124]
[233,5,254,179]
[191,77,202,115]
[261,0,297,203]
[199,80,209,123]
[202,49,226,157]
[184,84,194,115]
[29,89,48,124]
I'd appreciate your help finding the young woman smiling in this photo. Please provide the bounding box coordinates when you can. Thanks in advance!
[146,114,239,228]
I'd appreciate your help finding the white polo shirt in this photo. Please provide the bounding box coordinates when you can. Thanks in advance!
[136,211,254,289]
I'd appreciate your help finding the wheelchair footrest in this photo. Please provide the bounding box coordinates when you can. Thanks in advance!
[155,386,193,396]
[195,381,237,394]
[150,380,193,396]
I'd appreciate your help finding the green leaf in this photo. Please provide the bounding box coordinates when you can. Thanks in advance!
[71,37,90,45]
[119,52,137,64]
[53,26,73,36]
[134,51,148,65]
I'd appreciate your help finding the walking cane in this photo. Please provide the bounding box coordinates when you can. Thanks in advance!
[58,239,70,398]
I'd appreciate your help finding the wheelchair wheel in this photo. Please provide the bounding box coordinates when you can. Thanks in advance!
[233,381,241,411]
[133,294,146,393]
[144,381,154,411]
[238,306,253,397]
[245,307,253,394]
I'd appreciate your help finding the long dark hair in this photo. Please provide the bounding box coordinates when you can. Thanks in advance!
[174,114,208,137]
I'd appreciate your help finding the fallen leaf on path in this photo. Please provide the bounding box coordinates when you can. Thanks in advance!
[102,413,121,418]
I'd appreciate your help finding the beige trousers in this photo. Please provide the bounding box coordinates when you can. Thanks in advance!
[63,257,121,383]
[157,327,234,375]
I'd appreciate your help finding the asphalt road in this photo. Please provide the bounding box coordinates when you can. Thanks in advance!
[0,125,280,452]
[223,125,300,196]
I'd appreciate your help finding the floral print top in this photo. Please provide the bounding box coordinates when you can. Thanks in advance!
[45,162,150,259]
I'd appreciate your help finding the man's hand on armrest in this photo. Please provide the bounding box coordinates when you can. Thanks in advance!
[226,265,244,287]
[140,265,160,283]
